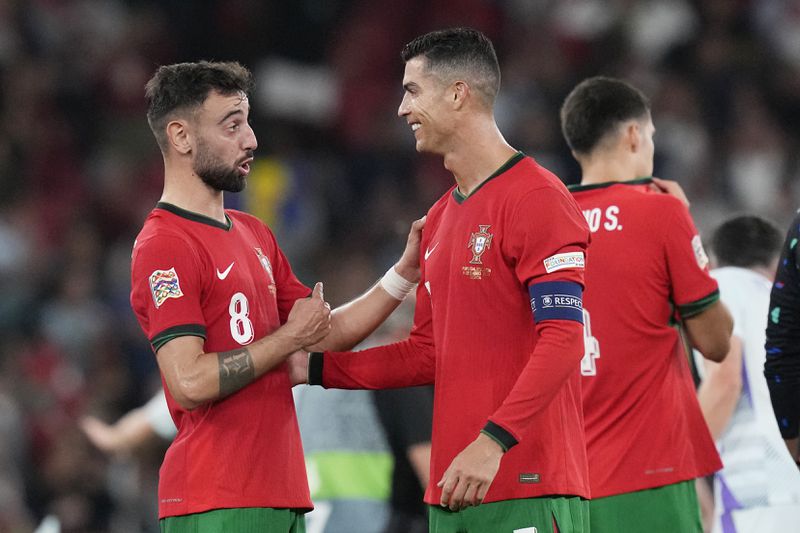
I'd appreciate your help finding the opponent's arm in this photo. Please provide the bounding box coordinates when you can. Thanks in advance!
[697,335,743,439]
[158,283,331,410]
[81,409,159,455]
[308,216,425,353]
[765,217,800,454]
[683,300,733,362]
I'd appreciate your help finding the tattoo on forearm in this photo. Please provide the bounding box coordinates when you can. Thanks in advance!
[218,348,255,397]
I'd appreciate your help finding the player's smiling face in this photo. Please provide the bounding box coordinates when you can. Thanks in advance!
[398,57,454,154]
[191,90,257,192]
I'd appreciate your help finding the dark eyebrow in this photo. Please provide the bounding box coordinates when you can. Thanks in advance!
[218,109,244,125]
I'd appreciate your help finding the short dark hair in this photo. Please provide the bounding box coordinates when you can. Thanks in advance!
[145,61,255,151]
[401,27,500,106]
[560,76,650,155]
[711,215,782,269]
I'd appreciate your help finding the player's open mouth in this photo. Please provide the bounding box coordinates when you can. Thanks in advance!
[238,157,253,175]
[411,123,421,132]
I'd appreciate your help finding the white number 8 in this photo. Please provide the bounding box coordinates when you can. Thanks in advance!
[229,292,254,345]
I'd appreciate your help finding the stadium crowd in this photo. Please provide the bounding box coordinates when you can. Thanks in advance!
[2,0,800,531]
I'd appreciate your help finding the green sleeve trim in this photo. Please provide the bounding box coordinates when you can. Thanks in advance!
[677,289,720,319]
[481,420,517,452]
[151,324,206,352]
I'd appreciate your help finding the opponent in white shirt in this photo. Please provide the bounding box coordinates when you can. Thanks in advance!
[698,215,800,532]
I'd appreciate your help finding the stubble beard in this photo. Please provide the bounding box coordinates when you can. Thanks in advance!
[193,138,250,193]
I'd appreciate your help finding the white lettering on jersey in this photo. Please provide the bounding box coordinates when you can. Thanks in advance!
[582,206,622,233]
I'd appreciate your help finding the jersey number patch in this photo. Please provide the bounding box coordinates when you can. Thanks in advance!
[229,292,255,345]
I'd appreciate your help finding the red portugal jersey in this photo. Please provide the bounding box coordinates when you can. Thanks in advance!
[569,179,722,498]
[315,153,592,503]
[130,202,312,518]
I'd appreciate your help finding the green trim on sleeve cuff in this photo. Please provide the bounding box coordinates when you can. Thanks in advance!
[677,289,720,319]
[150,324,206,352]
[308,352,324,386]
[481,420,518,452]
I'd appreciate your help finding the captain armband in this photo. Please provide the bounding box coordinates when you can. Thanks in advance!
[528,281,584,324]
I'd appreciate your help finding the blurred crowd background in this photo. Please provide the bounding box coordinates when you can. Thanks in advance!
[2,0,800,531]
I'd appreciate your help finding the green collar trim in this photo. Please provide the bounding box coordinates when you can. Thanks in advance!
[452,151,525,204]
[568,176,653,193]
[156,202,233,231]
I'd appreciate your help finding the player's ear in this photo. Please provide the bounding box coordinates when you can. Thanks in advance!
[452,80,469,110]
[624,120,641,153]
[167,119,192,155]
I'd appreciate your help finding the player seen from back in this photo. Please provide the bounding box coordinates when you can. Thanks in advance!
[561,76,733,533]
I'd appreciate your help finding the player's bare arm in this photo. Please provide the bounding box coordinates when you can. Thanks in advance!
[306,216,425,353]
[157,282,331,410]
[697,335,743,439]
[683,300,733,362]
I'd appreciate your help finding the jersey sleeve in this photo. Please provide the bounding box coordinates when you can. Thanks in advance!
[662,199,720,318]
[130,234,208,352]
[483,186,589,448]
[765,213,800,439]
[309,278,436,389]
[505,186,589,289]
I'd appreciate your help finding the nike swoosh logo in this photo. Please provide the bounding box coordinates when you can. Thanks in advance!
[216,262,234,280]
[424,242,439,261]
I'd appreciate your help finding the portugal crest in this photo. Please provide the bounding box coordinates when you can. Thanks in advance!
[254,247,276,286]
[467,225,493,264]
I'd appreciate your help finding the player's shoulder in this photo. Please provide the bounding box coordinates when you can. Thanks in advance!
[132,211,196,260]
[225,208,274,234]
[510,155,567,192]
[573,179,687,210]
[713,266,771,294]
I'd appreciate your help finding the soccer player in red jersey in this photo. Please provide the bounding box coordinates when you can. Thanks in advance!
[296,28,591,532]
[560,76,734,532]
[131,61,424,532]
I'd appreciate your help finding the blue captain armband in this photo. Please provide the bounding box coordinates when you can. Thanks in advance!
[528,281,584,324]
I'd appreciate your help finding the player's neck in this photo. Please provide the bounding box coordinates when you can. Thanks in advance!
[161,161,227,223]
[579,159,639,186]
[445,122,517,197]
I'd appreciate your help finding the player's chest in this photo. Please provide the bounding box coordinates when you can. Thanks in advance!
[424,204,507,288]
[199,233,280,335]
